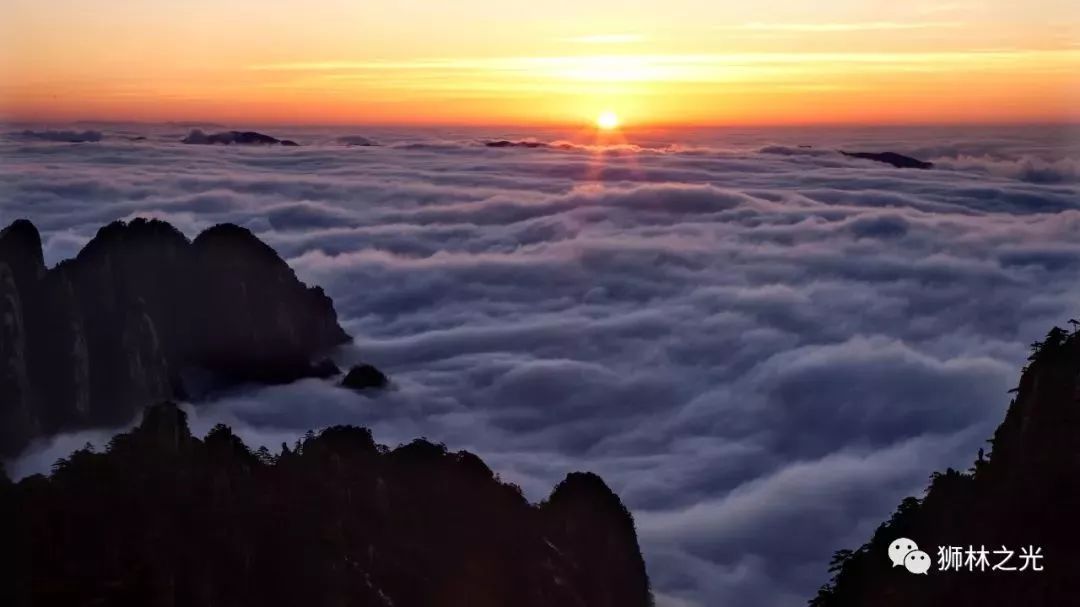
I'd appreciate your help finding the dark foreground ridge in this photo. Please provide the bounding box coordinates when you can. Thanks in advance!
[181,129,300,146]
[811,325,1080,606]
[1,403,652,607]
[839,151,934,169]
[0,219,352,456]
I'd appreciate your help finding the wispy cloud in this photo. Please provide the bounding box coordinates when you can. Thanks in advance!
[730,21,963,32]
[565,34,646,44]
[915,2,978,15]
[248,49,1080,83]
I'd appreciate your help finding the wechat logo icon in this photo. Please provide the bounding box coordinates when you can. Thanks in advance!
[888,538,931,574]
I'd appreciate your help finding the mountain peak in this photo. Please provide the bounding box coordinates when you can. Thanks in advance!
[0,218,45,288]
[542,471,652,607]
[0,218,355,457]
[133,402,193,453]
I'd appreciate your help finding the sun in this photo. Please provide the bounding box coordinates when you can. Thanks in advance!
[596,111,620,130]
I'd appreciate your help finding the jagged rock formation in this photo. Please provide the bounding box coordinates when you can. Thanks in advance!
[0,221,49,455]
[840,151,934,169]
[0,219,352,456]
[811,326,1080,606]
[3,403,653,607]
[181,129,299,146]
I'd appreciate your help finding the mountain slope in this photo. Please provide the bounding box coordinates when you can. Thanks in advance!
[810,326,1080,606]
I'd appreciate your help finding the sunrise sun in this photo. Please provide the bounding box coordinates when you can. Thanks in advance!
[596,111,620,130]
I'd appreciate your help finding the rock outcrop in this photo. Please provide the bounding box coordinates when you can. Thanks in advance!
[181,129,299,146]
[840,151,933,169]
[0,221,47,456]
[0,219,351,456]
[341,363,390,391]
[541,472,653,607]
[5,403,653,607]
[811,325,1080,606]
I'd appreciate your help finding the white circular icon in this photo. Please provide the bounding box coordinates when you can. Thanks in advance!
[904,550,932,574]
[888,537,919,567]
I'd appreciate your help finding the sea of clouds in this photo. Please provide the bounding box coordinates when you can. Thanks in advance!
[2,122,1079,606]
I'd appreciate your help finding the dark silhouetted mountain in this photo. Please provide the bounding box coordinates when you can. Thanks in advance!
[5,403,653,607]
[542,472,653,607]
[341,363,390,391]
[484,140,549,149]
[12,129,103,143]
[0,219,353,456]
[810,325,1080,607]
[840,151,933,169]
[181,129,299,146]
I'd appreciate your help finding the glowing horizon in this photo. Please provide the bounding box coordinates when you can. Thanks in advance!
[2,0,1078,126]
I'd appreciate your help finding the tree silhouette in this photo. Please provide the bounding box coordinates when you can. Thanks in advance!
[4,403,652,607]
[810,320,1080,605]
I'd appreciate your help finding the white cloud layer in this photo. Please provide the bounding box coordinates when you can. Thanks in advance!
[2,123,1079,606]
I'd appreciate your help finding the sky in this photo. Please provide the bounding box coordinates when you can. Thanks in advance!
[3,0,1078,125]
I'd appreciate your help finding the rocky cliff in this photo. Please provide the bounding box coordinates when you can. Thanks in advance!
[2,403,653,607]
[810,326,1080,606]
[0,219,351,456]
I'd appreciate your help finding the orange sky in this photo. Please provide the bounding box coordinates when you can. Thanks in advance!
[2,0,1078,126]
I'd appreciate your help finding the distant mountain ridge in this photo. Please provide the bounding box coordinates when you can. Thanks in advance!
[839,151,934,169]
[0,218,351,456]
[12,129,103,143]
[811,325,1080,606]
[1,402,653,607]
[181,129,299,146]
